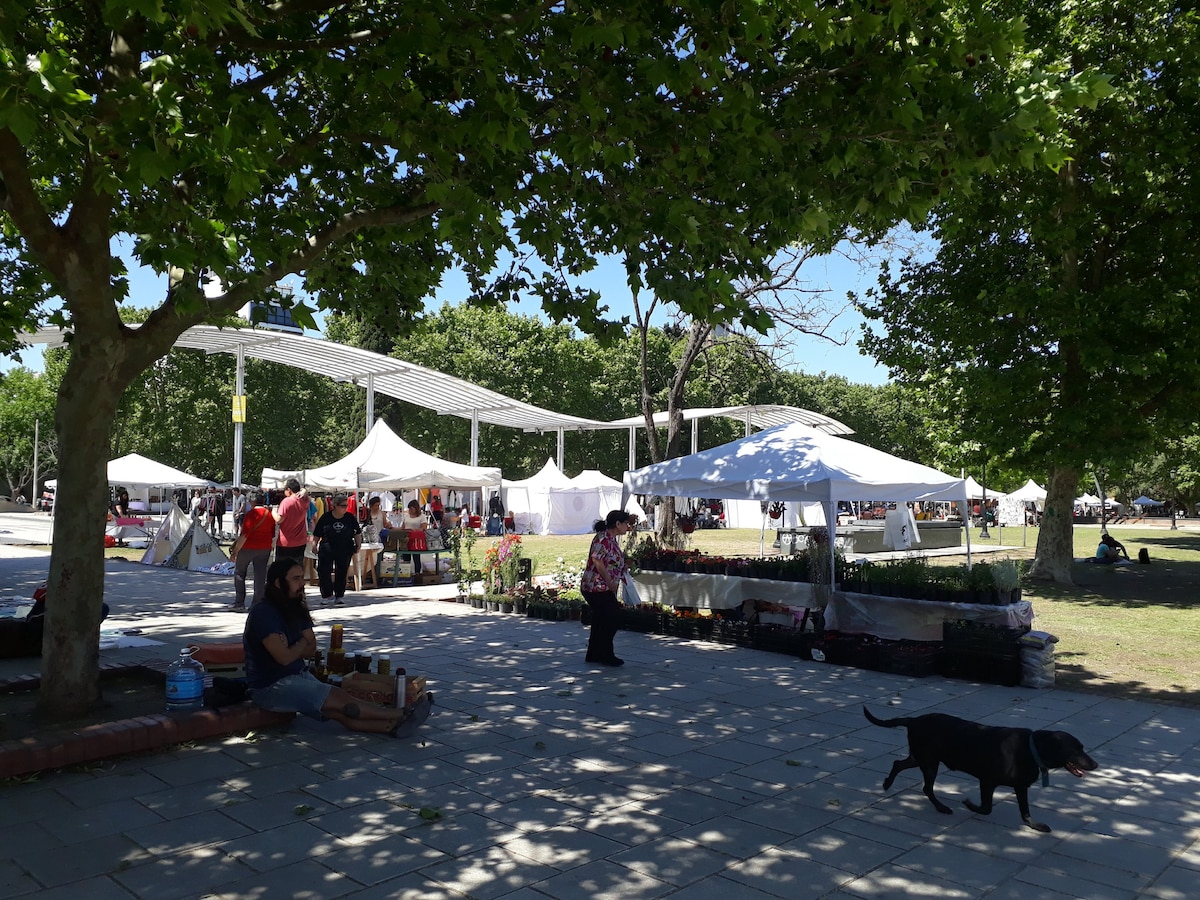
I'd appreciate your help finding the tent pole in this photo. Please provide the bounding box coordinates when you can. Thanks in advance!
[365,373,375,436]
[825,501,836,589]
[628,426,636,472]
[962,498,973,567]
[470,411,479,467]
[557,428,564,472]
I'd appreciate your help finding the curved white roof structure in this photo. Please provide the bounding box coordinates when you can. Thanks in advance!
[20,326,852,473]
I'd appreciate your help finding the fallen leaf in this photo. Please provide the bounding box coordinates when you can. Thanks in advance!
[418,807,442,820]
[785,759,803,767]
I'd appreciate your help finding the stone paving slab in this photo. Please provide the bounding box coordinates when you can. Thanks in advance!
[0,549,1198,898]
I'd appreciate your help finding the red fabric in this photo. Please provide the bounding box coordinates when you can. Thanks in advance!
[407,530,428,551]
[240,506,275,551]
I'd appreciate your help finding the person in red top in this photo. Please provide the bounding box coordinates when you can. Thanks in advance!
[273,478,310,561]
[230,490,276,610]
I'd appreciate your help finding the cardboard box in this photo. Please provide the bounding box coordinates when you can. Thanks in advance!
[341,672,398,707]
[404,675,427,709]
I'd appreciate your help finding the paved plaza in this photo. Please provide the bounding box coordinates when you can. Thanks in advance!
[0,532,1197,899]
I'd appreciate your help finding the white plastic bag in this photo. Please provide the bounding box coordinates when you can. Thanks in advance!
[622,572,642,607]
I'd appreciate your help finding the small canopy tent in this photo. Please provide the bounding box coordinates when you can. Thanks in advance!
[47,452,210,499]
[262,419,501,493]
[1132,495,1164,507]
[622,423,969,571]
[46,454,210,535]
[1007,479,1048,502]
[963,476,1002,501]
[502,458,573,534]
[545,470,647,535]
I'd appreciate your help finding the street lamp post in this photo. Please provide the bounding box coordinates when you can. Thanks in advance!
[1171,470,1178,530]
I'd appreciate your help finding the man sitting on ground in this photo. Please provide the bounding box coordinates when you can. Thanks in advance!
[243,557,432,736]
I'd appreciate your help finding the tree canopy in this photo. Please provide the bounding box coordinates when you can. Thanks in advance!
[859,0,1200,582]
[0,0,1099,717]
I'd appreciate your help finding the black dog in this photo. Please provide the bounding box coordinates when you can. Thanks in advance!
[864,706,1097,832]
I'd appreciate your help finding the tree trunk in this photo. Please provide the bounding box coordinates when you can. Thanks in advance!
[1028,464,1078,585]
[37,342,126,719]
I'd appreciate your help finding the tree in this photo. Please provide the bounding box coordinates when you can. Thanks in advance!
[860,0,1200,583]
[1,1,1094,718]
[0,366,58,498]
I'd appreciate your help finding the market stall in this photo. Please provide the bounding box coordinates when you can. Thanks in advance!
[823,591,1032,641]
[622,422,972,577]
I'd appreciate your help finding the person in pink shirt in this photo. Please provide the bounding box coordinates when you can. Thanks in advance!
[273,477,310,560]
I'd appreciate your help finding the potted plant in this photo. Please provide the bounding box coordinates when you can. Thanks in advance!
[967,562,994,604]
[991,558,1021,604]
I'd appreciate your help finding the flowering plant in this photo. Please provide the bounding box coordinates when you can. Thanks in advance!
[551,556,583,590]
[484,533,523,591]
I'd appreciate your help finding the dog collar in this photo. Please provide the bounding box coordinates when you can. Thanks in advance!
[1029,733,1050,787]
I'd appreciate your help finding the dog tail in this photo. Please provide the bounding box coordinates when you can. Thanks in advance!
[863,705,908,728]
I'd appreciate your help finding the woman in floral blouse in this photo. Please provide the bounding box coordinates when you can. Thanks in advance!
[581,509,637,666]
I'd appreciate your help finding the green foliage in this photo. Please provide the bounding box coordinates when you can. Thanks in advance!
[0,366,58,495]
[860,0,1200,475]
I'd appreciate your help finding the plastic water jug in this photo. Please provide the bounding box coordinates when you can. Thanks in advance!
[165,646,205,711]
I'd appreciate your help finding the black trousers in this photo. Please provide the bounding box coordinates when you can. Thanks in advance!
[582,589,619,659]
[317,546,353,598]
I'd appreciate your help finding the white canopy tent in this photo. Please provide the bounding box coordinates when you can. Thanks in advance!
[502,458,574,534]
[262,419,501,493]
[963,476,999,500]
[1007,479,1048,502]
[622,423,971,573]
[47,452,211,492]
[545,470,647,535]
[505,460,647,534]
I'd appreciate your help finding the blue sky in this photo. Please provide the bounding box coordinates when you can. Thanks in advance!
[4,243,893,385]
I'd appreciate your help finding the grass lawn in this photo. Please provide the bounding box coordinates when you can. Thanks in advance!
[98,521,1200,707]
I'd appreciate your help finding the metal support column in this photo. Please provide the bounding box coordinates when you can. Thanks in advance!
[233,345,245,487]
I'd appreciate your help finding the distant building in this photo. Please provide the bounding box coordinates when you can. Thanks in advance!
[203,274,303,335]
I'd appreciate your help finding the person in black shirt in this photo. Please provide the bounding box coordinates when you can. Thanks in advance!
[312,492,362,606]
[243,558,431,735]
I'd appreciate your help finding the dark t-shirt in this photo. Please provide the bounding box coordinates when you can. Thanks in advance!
[243,601,311,690]
[313,511,361,557]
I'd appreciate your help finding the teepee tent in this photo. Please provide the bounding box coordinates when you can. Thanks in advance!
[140,506,193,565]
[162,522,229,571]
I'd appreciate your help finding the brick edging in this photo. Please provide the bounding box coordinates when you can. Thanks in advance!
[0,663,295,779]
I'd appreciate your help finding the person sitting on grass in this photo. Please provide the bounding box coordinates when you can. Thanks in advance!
[1095,532,1130,564]
[243,557,432,736]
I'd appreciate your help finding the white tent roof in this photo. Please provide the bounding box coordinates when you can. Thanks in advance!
[622,423,967,506]
[1076,493,1102,505]
[504,458,573,490]
[47,453,211,491]
[602,404,853,436]
[565,469,623,490]
[265,419,501,492]
[963,476,993,499]
[1007,479,1048,502]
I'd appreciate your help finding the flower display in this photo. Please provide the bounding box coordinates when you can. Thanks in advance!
[483,533,523,591]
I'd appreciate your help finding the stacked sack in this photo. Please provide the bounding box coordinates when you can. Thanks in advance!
[1019,630,1058,688]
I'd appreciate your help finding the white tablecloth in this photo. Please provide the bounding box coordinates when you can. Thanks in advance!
[823,591,1033,642]
[631,572,819,610]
